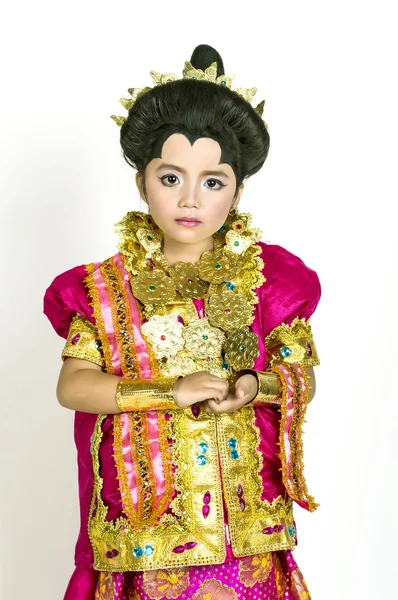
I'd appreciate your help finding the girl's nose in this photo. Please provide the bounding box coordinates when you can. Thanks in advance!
[178,188,199,209]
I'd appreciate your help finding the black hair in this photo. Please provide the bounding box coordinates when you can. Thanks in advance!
[119,44,270,199]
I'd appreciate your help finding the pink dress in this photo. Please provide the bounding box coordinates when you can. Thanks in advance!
[43,241,321,600]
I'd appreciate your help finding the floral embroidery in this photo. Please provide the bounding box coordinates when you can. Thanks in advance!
[290,569,311,600]
[274,555,287,599]
[238,552,273,587]
[191,578,238,600]
[94,572,114,599]
[142,567,190,599]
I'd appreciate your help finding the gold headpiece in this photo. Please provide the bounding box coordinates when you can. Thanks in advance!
[111,60,267,129]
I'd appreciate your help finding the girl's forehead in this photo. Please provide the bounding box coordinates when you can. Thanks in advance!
[148,133,234,176]
[161,133,221,158]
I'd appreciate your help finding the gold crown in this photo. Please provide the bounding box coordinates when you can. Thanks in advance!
[111,60,267,128]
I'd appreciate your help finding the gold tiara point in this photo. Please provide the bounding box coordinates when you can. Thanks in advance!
[111,60,267,129]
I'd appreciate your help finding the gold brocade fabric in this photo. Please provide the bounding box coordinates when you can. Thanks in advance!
[88,407,296,572]
[265,317,320,368]
[61,314,104,367]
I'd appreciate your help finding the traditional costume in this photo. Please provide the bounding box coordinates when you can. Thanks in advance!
[44,54,321,600]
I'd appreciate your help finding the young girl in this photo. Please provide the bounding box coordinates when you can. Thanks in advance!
[44,44,321,600]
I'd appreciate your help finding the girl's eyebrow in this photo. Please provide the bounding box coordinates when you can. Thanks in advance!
[156,163,230,179]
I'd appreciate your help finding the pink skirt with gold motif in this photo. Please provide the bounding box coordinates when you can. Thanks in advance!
[65,551,310,600]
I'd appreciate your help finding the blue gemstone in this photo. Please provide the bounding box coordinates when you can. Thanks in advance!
[280,346,293,358]
[225,281,236,291]
[198,442,208,454]
[218,225,227,233]
[228,438,237,449]
[197,455,208,466]
[133,546,143,558]
[288,527,293,536]
[222,362,230,371]
[144,545,154,556]
[230,449,240,460]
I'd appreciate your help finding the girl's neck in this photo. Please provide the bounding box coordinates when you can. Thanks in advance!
[162,234,213,266]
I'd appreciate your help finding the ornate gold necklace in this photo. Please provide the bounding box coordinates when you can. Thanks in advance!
[115,210,266,380]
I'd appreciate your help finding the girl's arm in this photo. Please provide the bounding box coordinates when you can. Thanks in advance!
[57,358,230,414]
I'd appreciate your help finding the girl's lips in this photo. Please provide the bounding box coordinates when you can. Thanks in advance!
[175,219,201,227]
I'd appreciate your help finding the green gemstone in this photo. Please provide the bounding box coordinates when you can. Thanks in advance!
[192,76,197,79]
[240,345,246,352]
[220,80,227,86]
[149,285,156,291]
[147,235,153,241]
[202,334,209,340]
[234,241,239,246]
[215,263,222,269]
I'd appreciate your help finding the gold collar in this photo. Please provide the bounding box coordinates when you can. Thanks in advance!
[115,210,265,378]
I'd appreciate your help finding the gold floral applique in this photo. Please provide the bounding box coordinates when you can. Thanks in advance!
[182,317,225,359]
[224,326,259,370]
[191,578,238,600]
[207,289,254,330]
[142,566,190,599]
[169,262,209,298]
[197,248,243,284]
[238,552,273,587]
[141,314,185,359]
[130,270,176,305]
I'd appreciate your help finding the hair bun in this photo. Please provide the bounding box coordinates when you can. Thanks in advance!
[190,44,225,78]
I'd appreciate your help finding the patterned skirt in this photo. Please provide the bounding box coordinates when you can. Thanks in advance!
[65,551,310,600]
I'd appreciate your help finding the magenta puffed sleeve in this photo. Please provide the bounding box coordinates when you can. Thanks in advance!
[258,242,321,337]
[43,263,95,339]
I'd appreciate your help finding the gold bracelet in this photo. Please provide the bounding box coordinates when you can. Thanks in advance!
[248,370,282,405]
[115,377,179,412]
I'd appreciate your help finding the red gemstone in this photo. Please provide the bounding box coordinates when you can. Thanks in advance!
[224,308,231,314]
[184,541,197,550]
[203,491,211,504]
[236,224,242,230]
[191,404,200,418]
[71,333,80,345]
[202,504,210,518]
[262,527,273,535]
[172,545,185,553]
[239,499,246,511]
[307,344,313,356]
[237,484,243,497]
[187,278,193,284]
[160,335,166,341]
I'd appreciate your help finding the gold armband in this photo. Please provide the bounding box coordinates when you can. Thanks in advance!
[249,370,282,405]
[115,377,179,412]
[62,314,104,367]
[265,317,320,368]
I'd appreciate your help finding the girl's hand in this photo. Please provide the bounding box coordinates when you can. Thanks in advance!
[173,372,229,408]
[203,373,258,414]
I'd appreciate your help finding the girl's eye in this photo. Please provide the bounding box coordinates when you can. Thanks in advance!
[205,179,226,190]
[160,175,179,186]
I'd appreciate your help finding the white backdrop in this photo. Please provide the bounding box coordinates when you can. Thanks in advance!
[1,1,397,598]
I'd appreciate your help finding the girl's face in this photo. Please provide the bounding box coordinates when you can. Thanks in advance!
[135,133,243,249]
